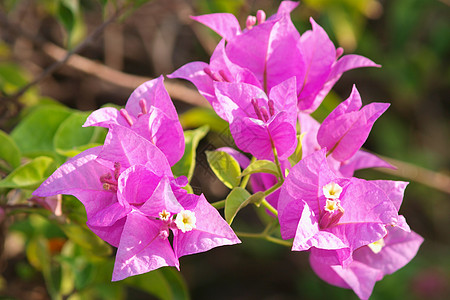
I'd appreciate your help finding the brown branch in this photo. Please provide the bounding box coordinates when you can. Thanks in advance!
[41,42,209,107]
[1,4,130,101]
[375,155,450,194]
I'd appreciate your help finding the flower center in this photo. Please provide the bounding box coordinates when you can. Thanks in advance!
[158,209,171,221]
[174,210,196,233]
[323,182,343,199]
[319,182,344,229]
[203,67,232,82]
[251,98,275,122]
[368,238,385,254]
[100,162,121,192]
[246,10,266,30]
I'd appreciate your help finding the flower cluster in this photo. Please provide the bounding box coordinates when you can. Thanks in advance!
[169,1,422,299]
[33,1,423,299]
[33,77,240,281]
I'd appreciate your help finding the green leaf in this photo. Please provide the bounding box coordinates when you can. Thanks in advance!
[206,150,241,189]
[0,156,55,189]
[224,187,251,225]
[0,129,21,170]
[124,267,190,300]
[26,237,50,271]
[179,107,229,134]
[241,160,279,177]
[60,223,112,257]
[57,0,86,47]
[54,111,106,157]
[11,105,72,157]
[172,125,209,181]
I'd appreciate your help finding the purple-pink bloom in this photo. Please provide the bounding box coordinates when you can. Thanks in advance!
[309,226,424,300]
[213,77,298,160]
[317,85,390,161]
[108,165,240,281]
[298,109,394,177]
[84,76,184,166]
[170,1,379,113]
[33,125,173,246]
[278,148,403,265]
[34,125,240,280]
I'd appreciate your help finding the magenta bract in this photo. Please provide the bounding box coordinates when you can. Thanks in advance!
[84,76,184,166]
[278,149,405,265]
[309,226,423,300]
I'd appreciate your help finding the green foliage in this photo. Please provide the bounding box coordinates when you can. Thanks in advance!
[56,0,87,47]
[60,223,112,257]
[0,156,55,189]
[224,187,251,225]
[206,150,241,189]
[0,129,21,170]
[11,105,72,159]
[179,107,229,134]
[54,111,107,157]
[172,125,209,181]
[124,268,190,300]
[241,160,279,177]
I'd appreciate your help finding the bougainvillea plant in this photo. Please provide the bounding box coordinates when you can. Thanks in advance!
[0,1,421,299]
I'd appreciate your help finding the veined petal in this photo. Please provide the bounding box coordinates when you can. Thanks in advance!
[112,213,178,281]
[191,13,241,41]
[83,107,131,128]
[33,147,117,218]
[297,18,336,110]
[292,202,347,251]
[125,75,178,120]
[117,165,161,208]
[308,54,380,113]
[339,150,395,177]
[98,125,171,176]
[132,107,185,166]
[173,194,240,259]
[354,226,423,276]
[88,216,126,248]
[139,176,184,216]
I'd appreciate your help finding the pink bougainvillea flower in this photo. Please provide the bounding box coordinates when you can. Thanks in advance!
[213,77,298,160]
[309,226,423,300]
[84,76,184,166]
[107,164,240,281]
[33,125,173,247]
[168,39,261,119]
[316,85,390,162]
[296,21,380,113]
[278,148,405,265]
[171,1,379,113]
[34,125,239,280]
[298,110,394,177]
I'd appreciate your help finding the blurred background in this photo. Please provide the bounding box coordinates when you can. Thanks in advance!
[0,0,449,299]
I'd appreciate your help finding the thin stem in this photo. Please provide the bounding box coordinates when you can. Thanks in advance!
[269,138,284,183]
[264,181,282,197]
[210,199,225,209]
[260,199,277,217]
[4,4,131,101]
[240,156,256,189]
[235,231,263,238]
[264,236,292,247]
[235,231,292,247]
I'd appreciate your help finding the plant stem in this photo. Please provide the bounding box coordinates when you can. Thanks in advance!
[260,199,278,217]
[210,199,225,209]
[235,231,292,247]
[240,156,256,189]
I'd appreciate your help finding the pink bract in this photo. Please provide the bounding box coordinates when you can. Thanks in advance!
[84,76,184,166]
